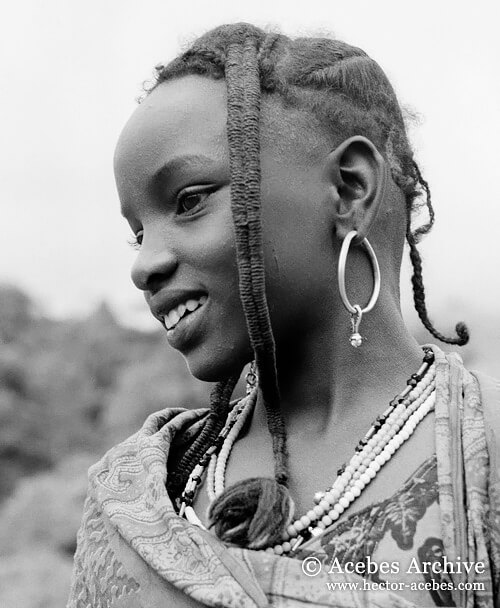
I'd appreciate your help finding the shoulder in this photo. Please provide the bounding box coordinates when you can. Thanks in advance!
[464,366,500,441]
[470,369,500,472]
[470,369,500,412]
[430,344,500,411]
[429,344,500,463]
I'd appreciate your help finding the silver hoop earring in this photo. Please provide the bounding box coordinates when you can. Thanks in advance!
[338,230,381,347]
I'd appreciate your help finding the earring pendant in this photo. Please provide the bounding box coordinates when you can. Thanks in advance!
[349,305,363,348]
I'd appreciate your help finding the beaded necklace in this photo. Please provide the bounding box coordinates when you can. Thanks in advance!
[179,348,436,554]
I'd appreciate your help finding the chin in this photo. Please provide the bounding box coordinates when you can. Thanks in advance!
[182,343,252,383]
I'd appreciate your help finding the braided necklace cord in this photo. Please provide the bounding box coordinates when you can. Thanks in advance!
[180,348,436,554]
[178,388,257,517]
[207,394,255,502]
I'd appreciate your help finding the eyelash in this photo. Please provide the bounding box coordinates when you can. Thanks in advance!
[177,186,215,215]
[127,233,143,250]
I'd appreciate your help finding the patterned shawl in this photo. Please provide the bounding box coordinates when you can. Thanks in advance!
[67,347,500,607]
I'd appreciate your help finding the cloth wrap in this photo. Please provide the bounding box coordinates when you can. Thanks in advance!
[67,347,500,607]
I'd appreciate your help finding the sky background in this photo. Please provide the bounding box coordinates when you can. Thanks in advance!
[1,0,499,354]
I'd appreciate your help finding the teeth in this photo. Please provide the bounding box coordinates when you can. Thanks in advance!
[171,309,181,325]
[163,295,207,331]
[185,299,199,312]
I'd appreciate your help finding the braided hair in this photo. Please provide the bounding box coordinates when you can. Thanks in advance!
[148,23,469,548]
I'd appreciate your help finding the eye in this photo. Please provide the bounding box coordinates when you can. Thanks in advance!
[128,229,143,250]
[177,186,215,215]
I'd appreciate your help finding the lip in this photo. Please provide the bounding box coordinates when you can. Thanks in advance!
[149,288,208,350]
[164,298,208,349]
[149,288,208,322]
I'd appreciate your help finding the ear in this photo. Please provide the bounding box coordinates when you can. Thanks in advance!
[326,136,387,242]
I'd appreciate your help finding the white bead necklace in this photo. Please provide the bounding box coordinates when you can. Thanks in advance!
[207,391,255,502]
[279,385,436,554]
[283,371,436,540]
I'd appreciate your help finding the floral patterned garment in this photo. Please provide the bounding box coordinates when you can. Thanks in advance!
[67,347,500,608]
[296,455,456,606]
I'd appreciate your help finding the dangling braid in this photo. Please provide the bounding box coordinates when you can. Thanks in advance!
[147,22,469,548]
[405,162,469,346]
[224,31,288,486]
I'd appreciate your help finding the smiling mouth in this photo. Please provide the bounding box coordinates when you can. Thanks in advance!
[160,295,208,331]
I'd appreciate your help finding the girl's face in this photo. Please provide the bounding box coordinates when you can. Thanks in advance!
[114,76,335,381]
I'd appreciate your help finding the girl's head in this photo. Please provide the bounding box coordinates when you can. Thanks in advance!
[114,23,468,547]
[116,22,467,370]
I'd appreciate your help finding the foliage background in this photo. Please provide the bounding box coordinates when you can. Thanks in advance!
[0,284,212,606]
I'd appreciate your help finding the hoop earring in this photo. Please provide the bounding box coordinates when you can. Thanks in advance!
[338,230,381,347]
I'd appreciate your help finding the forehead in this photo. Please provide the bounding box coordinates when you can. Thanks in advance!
[114,74,330,207]
[114,76,229,182]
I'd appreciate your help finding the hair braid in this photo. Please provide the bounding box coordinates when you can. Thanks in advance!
[411,160,435,242]
[225,31,289,487]
[405,196,469,345]
[200,29,293,548]
[257,32,283,90]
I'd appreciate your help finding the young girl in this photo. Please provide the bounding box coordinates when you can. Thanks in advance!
[67,23,500,607]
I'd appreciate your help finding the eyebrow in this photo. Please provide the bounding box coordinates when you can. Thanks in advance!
[152,153,219,189]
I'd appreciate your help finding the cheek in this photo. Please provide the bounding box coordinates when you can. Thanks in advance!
[190,212,244,319]
[186,231,253,380]
[262,211,335,323]
[260,170,332,276]
[198,217,239,286]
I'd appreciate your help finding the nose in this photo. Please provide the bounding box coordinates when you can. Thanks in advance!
[131,233,178,292]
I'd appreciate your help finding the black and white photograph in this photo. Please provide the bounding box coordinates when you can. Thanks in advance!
[1,1,499,606]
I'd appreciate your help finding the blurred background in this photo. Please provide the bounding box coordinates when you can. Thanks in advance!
[1,0,499,606]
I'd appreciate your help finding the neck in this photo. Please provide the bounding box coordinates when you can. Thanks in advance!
[255,290,424,444]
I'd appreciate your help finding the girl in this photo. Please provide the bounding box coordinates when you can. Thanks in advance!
[68,23,500,607]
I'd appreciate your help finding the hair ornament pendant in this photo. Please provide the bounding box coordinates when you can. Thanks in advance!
[338,230,381,347]
[245,360,258,394]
